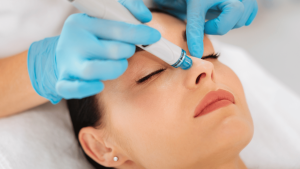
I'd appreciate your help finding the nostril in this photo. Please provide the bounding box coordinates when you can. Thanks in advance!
[196,73,206,84]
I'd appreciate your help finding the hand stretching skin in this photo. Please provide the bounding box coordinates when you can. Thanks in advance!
[154,0,258,58]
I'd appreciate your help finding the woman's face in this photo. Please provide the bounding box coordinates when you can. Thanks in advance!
[87,12,253,169]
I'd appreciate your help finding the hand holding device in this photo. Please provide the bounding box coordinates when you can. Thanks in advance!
[70,0,193,70]
[28,0,160,103]
[154,0,258,58]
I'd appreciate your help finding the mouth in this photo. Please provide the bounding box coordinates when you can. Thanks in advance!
[194,89,235,118]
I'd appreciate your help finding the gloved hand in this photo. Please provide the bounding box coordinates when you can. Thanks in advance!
[28,0,160,104]
[154,0,258,58]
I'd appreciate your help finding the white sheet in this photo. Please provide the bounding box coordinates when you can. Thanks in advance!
[212,38,300,168]
[1,0,299,165]
[1,39,300,169]
[1,40,299,169]
[0,101,93,169]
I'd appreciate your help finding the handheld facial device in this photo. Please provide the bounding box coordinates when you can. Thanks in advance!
[69,0,193,70]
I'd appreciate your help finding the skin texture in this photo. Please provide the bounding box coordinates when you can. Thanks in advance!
[79,12,254,169]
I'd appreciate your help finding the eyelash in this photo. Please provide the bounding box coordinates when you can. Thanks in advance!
[136,68,166,84]
[202,53,220,59]
[136,53,220,84]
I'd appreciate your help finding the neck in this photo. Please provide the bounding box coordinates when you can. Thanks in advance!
[211,156,247,169]
[120,156,247,169]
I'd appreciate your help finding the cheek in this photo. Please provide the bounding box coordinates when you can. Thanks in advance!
[108,75,198,167]
[212,60,254,145]
[213,61,248,110]
[123,78,186,140]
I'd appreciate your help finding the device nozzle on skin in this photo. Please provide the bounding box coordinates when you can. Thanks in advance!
[171,49,192,70]
[70,0,193,70]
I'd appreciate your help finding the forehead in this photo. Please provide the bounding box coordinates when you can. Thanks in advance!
[147,12,188,50]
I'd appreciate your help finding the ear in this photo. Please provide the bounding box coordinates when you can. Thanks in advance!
[78,127,127,167]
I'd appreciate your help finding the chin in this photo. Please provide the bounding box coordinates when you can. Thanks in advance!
[215,106,254,155]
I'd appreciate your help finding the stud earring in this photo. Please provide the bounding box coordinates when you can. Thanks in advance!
[113,156,119,162]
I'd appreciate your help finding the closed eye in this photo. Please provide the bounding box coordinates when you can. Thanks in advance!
[136,53,219,84]
[136,68,166,84]
[202,53,220,59]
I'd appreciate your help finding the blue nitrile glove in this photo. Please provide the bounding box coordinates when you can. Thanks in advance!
[28,0,161,104]
[154,0,258,58]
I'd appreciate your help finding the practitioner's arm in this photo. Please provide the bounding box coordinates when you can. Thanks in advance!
[0,51,48,118]
[0,0,159,118]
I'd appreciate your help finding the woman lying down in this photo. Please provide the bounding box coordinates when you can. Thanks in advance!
[67,9,253,169]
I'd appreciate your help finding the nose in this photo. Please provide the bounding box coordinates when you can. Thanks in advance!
[183,57,214,90]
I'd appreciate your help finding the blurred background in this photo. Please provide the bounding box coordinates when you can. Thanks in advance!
[213,0,300,96]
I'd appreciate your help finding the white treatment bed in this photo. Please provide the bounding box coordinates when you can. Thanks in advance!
[1,40,300,169]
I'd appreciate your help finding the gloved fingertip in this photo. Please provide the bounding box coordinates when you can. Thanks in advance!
[50,98,62,105]
[245,17,254,26]
[205,20,230,35]
[150,28,162,43]
[81,81,105,97]
[119,59,129,73]
[56,80,105,99]
[119,0,152,23]
[55,80,69,98]
[143,26,161,44]
[186,28,204,58]
[133,1,152,23]
[189,43,204,59]
[139,8,153,23]
[245,5,258,26]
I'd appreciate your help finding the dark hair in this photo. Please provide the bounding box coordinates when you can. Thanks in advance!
[67,8,179,169]
[67,96,113,169]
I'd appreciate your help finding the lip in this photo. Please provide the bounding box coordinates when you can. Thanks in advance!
[194,89,235,118]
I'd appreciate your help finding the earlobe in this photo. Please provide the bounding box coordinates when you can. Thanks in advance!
[78,127,127,167]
